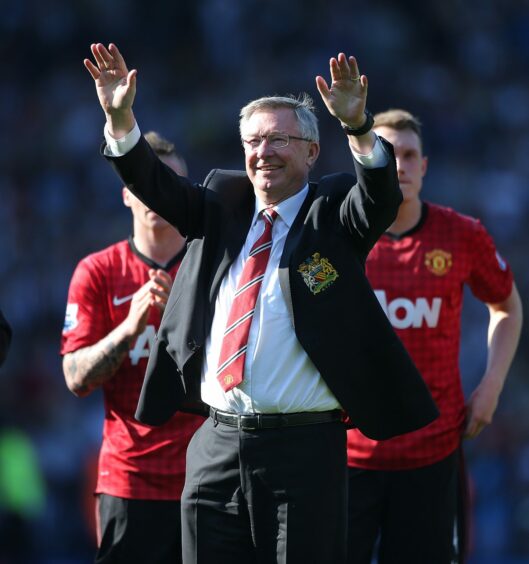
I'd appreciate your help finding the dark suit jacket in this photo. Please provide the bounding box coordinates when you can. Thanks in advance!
[105,136,438,440]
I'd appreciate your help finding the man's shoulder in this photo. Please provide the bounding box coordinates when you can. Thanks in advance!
[77,240,130,272]
[313,172,356,195]
[426,201,481,231]
[203,169,250,189]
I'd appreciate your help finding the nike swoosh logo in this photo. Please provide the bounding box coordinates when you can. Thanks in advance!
[112,294,134,306]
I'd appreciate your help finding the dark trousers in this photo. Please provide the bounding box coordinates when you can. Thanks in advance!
[95,494,183,564]
[346,451,459,564]
[181,416,347,564]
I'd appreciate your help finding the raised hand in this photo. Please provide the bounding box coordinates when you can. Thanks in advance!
[315,53,367,129]
[84,43,136,137]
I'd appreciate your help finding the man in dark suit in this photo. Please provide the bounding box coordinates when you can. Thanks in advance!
[85,43,438,563]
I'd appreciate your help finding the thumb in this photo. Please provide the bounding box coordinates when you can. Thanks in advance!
[127,69,137,89]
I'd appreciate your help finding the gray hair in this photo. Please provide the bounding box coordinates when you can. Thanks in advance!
[239,93,319,143]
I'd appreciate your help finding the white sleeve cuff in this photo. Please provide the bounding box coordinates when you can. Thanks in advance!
[352,135,388,169]
[103,122,141,156]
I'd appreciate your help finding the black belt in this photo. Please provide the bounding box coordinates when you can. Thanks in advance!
[209,407,343,431]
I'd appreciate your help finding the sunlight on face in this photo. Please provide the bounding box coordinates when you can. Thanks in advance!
[241,108,319,205]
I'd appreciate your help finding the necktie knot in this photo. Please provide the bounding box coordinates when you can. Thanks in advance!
[262,208,278,226]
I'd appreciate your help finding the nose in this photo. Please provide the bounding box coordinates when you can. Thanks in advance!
[255,138,274,158]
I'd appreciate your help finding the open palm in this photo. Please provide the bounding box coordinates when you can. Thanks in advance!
[84,43,136,116]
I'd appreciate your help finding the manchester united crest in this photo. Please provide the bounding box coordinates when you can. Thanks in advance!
[298,252,339,294]
[424,249,452,276]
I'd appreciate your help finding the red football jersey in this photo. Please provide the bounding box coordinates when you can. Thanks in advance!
[61,239,204,499]
[347,203,513,470]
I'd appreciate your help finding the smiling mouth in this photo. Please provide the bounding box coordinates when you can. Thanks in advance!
[257,166,280,172]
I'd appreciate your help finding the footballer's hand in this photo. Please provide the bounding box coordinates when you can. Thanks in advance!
[148,269,173,312]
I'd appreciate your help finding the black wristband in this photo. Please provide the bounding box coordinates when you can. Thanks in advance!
[342,109,374,136]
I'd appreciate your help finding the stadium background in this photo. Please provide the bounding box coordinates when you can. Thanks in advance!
[0,0,528,562]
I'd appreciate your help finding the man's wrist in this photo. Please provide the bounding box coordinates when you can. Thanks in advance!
[104,122,141,156]
[341,110,374,137]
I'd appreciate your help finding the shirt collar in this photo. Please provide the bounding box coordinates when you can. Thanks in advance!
[254,183,309,229]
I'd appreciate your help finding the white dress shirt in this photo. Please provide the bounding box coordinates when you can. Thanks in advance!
[105,123,389,413]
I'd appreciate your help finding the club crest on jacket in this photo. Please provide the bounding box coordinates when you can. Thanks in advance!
[298,253,339,294]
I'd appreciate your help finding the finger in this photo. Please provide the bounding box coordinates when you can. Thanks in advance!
[149,286,169,302]
[152,301,166,313]
[347,56,360,80]
[134,281,155,300]
[127,69,137,89]
[84,58,100,80]
[108,43,128,72]
[95,43,114,69]
[329,57,341,82]
[315,76,331,100]
[148,271,165,287]
[337,52,350,78]
[150,269,172,285]
[91,43,109,70]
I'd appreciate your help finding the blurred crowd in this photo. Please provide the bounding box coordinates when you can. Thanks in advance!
[0,0,528,562]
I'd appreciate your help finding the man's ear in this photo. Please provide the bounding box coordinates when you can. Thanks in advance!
[122,186,132,208]
[307,141,320,168]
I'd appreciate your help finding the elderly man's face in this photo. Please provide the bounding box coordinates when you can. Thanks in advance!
[241,108,319,205]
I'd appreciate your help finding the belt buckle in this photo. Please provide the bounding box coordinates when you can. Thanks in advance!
[238,414,260,431]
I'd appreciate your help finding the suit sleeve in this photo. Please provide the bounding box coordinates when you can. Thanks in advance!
[340,137,402,253]
[103,137,206,240]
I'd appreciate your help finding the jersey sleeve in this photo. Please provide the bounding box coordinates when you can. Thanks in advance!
[60,257,110,355]
[467,219,513,304]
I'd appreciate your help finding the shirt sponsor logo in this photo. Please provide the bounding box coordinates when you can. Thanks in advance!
[375,290,442,329]
[424,249,452,276]
[112,294,134,306]
[63,303,79,332]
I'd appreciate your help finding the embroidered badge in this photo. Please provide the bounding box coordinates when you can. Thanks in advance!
[298,253,339,294]
[424,249,452,276]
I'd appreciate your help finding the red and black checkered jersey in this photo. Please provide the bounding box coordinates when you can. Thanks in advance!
[61,238,204,499]
[347,203,513,470]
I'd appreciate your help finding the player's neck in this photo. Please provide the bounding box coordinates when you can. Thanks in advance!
[387,198,422,236]
[133,229,186,267]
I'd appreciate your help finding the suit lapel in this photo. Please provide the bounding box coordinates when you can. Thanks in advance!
[278,184,316,325]
[208,192,255,303]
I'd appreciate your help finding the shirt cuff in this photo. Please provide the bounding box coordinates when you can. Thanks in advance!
[351,135,388,169]
[104,122,141,156]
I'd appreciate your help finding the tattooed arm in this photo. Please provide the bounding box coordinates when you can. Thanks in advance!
[63,269,172,397]
[63,324,137,397]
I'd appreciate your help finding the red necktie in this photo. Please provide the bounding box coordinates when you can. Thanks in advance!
[217,208,278,392]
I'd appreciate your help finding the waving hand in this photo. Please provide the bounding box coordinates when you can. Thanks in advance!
[84,43,137,137]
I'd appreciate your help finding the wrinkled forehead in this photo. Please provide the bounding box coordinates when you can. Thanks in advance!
[241,107,299,136]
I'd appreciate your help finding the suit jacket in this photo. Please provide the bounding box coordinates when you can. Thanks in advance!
[105,136,438,440]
